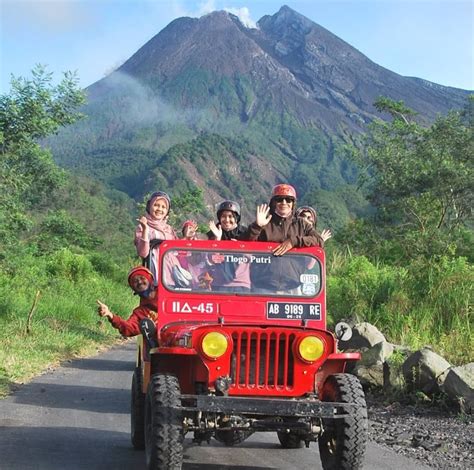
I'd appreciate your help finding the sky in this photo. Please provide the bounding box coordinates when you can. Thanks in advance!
[1,0,473,94]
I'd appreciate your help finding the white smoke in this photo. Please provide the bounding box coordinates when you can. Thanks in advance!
[175,1,257,29]
[224,7,257,29]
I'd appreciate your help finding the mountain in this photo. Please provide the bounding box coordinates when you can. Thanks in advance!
[49,6,471,225]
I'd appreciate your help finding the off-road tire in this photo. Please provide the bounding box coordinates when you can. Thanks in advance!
[145,374,183,470]
[277,430,304,448]
[214,429,254,446]
[318,373,367,470]
[131,367,145,449]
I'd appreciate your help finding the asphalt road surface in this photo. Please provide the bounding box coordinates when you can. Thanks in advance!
[0,341,432,470]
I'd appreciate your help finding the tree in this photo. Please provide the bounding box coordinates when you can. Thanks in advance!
[0,65,85,242]
[349,96,473,259]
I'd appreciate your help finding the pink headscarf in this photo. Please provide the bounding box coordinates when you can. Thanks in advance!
[144,191,175,238]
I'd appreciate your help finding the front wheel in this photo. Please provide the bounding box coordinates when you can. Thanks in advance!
[145,374,183,470]
[318,373,367,470]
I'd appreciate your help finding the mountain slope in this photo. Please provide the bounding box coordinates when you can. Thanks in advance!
[49,6,471,227]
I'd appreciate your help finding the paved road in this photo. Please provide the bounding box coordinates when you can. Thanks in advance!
[0,341,432,470]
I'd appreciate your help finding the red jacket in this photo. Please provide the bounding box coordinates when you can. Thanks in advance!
[109,298,157,337]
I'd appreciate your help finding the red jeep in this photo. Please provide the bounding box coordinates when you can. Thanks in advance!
[131,239,367,470]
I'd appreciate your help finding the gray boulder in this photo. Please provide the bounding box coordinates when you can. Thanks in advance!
[402,348,451,393]
[440,363,474,414]
[353,363,385,388]
[339,322,386,350]
[359,340,394,367]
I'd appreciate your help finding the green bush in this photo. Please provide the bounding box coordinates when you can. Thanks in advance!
[46,248,94,282]
[327,250,473,363]
[328,255,406,324]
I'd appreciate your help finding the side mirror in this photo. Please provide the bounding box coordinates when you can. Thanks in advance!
[335,322,352,342]
[139,318,158,349]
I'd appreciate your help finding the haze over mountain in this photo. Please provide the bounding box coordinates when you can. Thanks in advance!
[50,5,470,225]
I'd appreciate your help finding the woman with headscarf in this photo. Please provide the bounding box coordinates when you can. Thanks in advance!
[296,205,332,242]
[135,191,177,283]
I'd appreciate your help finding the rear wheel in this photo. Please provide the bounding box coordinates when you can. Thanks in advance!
[131,367,145,450]
[318,373,367,470]
[145,374,183,470]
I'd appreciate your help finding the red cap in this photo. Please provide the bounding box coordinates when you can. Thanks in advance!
[127,266,154,288]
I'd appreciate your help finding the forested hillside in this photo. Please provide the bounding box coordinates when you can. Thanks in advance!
[46,7,470,229]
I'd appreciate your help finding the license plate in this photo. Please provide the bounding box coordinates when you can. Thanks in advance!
[266,302,321,320]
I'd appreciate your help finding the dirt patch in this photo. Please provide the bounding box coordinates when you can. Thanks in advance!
[367,391,473,469]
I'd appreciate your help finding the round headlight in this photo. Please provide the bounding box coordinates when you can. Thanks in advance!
[201,332,228,359]
[298,336,324,362]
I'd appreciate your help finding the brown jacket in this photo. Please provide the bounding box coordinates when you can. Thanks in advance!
[246,213,323,248]
[244,213,322,292]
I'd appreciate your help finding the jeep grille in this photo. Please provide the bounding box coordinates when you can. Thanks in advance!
[229,330,295,390]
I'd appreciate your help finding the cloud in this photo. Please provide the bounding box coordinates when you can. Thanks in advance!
[224,6,257,28]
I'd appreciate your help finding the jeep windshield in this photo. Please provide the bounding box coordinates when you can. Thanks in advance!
[162,248,321,298]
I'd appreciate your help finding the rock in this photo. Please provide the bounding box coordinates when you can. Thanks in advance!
[402,348,451,393]
[382,347,411,391]
[339,322,386,350]
[382,360,405,391]
[360,340,394,366]
[440,363,474,414]
[354,363,384,388]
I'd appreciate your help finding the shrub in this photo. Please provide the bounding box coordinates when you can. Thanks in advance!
[46,248,94,282]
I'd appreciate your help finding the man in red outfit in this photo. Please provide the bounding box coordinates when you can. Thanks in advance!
[97,266,157,337]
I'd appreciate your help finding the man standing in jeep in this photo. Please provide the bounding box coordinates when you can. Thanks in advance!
[246,184,323,254]
[245,184,323,293]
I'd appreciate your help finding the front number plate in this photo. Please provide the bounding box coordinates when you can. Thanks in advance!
[266,302,321,320]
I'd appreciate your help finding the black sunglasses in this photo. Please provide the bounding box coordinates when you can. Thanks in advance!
[274,196,295,203]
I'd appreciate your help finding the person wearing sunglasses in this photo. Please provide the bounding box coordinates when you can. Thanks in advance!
[245,184,323,294]
[246,184,323,255]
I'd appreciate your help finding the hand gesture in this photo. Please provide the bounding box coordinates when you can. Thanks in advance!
[208,220,222,240]
[96,300,113,320]
[272,239,293,256]
[137,216,148,231]
[320,228,332,242]
[256,204,272,228]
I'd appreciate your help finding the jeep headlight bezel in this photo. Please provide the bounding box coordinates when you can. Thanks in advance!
[200,331,229,360]
[297,335,325,363]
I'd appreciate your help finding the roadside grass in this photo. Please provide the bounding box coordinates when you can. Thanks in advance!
[327,252,473,365]
[0,261,137,397]
[1,246,472,397]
